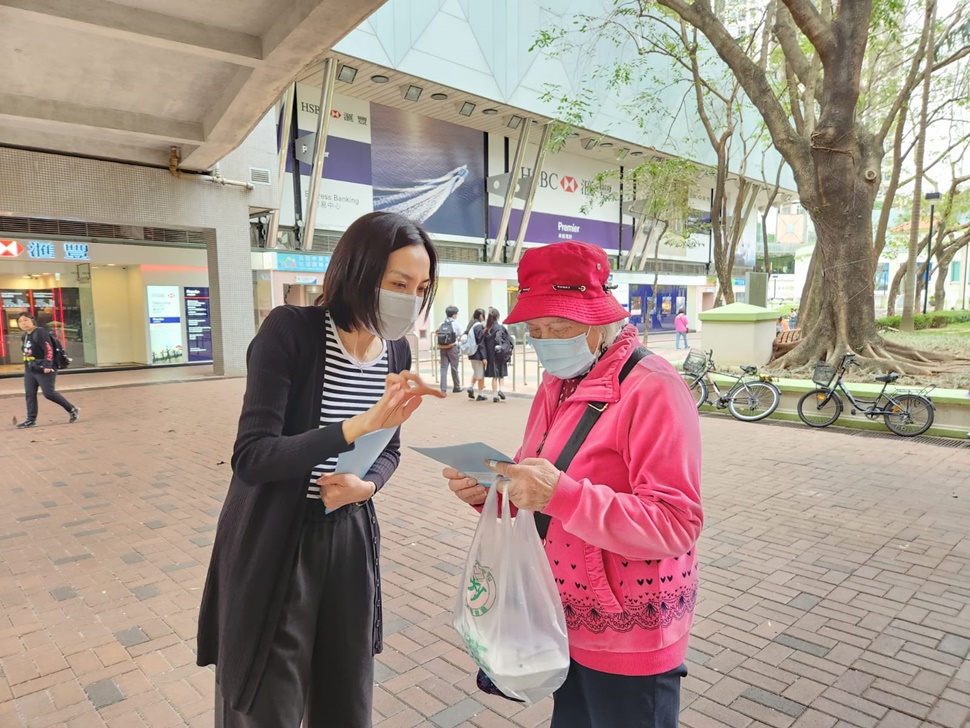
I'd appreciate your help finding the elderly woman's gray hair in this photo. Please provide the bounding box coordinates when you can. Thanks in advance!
[593,320,627,352]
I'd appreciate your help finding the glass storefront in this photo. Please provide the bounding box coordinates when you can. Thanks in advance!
[628,284,688,332]
[0,240,210,376]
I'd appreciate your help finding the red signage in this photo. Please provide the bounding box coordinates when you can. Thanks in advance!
[560,176,578,193]
[0,240,24,257]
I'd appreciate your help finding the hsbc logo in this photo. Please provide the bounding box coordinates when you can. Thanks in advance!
[330,109,342,119]
[523,169,607,196]
[0,240,24,257]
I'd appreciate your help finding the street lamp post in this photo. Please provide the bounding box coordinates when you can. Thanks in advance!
[923,191,941,315]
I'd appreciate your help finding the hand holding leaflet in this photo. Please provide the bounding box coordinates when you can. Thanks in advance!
[411,442,515,485]
[325,427,396,513]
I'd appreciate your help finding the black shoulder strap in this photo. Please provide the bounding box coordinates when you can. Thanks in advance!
[535,346,652,540]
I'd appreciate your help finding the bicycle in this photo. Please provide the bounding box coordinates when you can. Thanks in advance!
[796,352,936,437]
[680,349,781,422]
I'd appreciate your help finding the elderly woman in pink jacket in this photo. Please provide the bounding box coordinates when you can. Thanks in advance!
[444,241,703,728]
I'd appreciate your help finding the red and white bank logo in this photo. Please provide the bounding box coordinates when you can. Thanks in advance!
[560,176,578,193]
[0,240,24,257]
[330,109,342,119]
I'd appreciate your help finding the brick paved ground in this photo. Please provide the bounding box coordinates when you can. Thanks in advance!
[0,378,968,728]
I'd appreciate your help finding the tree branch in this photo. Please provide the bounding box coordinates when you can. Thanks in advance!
[773,5,823,98]
[778,0,836,61]
[875,0,934,146]
[656,0,812,184]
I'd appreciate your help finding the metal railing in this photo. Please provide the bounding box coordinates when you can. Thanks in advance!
[417,333,549,394]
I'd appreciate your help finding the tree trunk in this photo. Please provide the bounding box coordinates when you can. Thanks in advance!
[886,261,907,317]
[900,0,936,332]
[933,248,955,311]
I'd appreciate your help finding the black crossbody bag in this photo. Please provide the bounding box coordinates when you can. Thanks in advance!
[534,346,651,541]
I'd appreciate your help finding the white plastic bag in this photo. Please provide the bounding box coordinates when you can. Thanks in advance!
[453,482,570,704]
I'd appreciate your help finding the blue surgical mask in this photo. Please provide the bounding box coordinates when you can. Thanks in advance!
[532,329,598,379]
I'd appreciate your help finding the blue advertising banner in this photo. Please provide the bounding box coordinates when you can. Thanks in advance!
[370,103,486,239]
[275,253,330,272]
[184,287,212,362]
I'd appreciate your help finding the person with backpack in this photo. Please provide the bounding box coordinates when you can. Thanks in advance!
[462,308,487,401]
[436,305,464,394]
[443,241,702,728]
[15,312,78,428]
[483,306,511,403]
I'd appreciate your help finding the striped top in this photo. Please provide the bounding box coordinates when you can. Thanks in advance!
[307,313,388,500]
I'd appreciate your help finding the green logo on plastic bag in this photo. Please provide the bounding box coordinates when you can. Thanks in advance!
[466,560,495,617]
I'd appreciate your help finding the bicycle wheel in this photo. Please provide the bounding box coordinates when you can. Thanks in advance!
[797,389,843,427]
[727,381,781,422]
[884,394,934,437]
[681,373,708,409]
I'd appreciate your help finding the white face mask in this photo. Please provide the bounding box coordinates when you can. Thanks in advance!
[370,288,423,340]
[531,328,599,379]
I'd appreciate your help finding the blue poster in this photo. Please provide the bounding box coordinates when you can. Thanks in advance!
[183,287,212,362]
[370,103,485,238]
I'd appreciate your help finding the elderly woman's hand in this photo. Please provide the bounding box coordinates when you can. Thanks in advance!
[485,458,561,512]
[444,467,487,506]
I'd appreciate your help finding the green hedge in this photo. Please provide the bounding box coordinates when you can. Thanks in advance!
[876,310,970,330]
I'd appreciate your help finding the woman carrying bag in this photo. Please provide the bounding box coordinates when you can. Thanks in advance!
[197,212,444,727]
[445,241,703,728]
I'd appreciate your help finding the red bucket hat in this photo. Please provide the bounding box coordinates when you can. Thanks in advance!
[505,241,629,325]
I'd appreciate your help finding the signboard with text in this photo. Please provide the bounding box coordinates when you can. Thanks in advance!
[146,286,184,364]
[0,240,89,261]
[275,253,330,273]
[183,287,212,362]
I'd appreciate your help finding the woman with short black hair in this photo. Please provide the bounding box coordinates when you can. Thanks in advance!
[197,211,444,727]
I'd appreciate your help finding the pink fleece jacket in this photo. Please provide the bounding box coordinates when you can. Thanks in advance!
[519,325,703,676]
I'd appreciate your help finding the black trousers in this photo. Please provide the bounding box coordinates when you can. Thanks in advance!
[24,368,74,421]
[550,661,687,728]
[215,503,377,727]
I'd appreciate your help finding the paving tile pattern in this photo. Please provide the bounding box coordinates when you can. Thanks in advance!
[0,379,968,727]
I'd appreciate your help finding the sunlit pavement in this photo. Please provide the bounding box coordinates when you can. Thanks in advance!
[0,378,968,727]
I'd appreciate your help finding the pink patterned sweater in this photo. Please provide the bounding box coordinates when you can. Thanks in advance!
[519,326,703,676]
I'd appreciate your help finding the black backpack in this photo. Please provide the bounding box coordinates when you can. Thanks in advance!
[49,332,71,370]
[436,319,457,348]
[493,327,512,363]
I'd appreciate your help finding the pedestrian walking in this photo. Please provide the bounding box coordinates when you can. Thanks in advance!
[463,308,487,401]
[197,211,444,727]
[15,313,78,428]
[444,241,702,728]
[436,305,464,394]
[674,308,689,350]
[483,306,511,402]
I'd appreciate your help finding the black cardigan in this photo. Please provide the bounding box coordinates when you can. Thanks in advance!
[196,305,410,712]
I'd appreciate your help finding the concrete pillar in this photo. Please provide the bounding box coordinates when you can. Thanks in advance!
[490,279,510,317]
[206,223,256,377]
[451,278,470,323]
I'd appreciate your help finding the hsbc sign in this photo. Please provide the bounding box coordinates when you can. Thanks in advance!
[0,240,24,257]
[522,169,608,196]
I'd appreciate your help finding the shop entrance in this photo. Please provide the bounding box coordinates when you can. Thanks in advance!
[1,272,92,375]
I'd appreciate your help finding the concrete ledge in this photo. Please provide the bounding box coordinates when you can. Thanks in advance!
[698,374,970,439]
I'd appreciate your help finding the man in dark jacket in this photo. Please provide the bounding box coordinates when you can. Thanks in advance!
[16,313,78,429]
